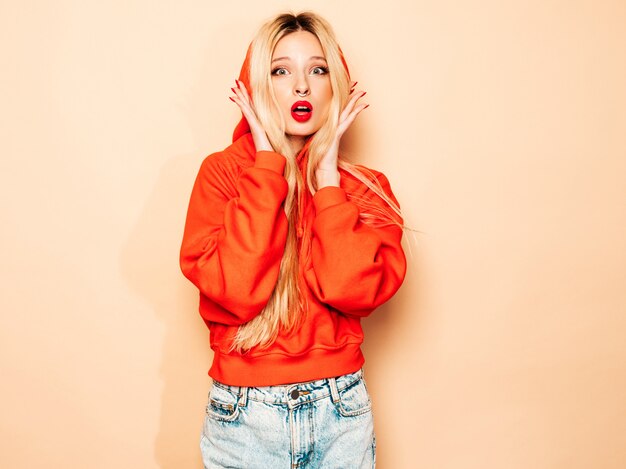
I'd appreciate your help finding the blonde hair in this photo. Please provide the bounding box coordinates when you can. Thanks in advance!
[228,11,404,353]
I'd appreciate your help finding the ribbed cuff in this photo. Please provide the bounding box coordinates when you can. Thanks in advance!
[313,186,348,213]
[254,151,286,173]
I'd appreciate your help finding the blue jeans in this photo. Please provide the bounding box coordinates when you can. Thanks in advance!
[200,367,376,468]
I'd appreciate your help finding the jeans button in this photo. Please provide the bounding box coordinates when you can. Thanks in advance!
[290,389,300,400]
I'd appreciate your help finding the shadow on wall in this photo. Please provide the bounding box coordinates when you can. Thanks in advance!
[117,21,238,467]
[361,251,421,365]
[120,152,212,468]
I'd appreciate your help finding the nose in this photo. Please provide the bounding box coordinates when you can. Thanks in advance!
[294,73,310,97]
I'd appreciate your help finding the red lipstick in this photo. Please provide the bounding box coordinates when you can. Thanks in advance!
[291,100,313,122]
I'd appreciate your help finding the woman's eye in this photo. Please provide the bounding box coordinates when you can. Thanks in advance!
[312,66,329,75]
[271,67,288,76]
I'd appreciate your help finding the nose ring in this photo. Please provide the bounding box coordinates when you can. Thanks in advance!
[297,90,309,97]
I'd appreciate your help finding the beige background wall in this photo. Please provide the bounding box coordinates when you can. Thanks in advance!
[2,1,625,467]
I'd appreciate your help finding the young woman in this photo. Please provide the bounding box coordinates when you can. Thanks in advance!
[180,11,407,468]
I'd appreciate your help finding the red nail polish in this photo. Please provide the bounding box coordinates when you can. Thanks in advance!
[365,104,370,109]
[362,91,367,96]
[231,87,236,93]
[229,97,235,102]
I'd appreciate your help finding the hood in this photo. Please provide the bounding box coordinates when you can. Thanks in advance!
[232,41,351,144]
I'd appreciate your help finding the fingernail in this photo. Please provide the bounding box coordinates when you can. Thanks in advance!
[362,91,367,96]
[365,104,370,108]
[235,79,239,87]
[231,88,236,93]
[229,97,235,101]
[354,81,358,86]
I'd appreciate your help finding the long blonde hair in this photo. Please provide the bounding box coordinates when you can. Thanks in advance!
[228,11,404,353]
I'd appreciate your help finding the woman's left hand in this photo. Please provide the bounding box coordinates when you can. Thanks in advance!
[316,85,369,188]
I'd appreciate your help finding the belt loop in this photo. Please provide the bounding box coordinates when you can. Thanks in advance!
[238,386,248,408]
[328,376,340,404]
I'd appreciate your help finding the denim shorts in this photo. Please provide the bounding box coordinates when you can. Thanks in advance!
[200,367,376,468]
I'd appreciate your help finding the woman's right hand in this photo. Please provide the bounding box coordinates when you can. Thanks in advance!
[230,80,274,152]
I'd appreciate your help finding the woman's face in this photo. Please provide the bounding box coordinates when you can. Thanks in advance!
[270,30,333,148]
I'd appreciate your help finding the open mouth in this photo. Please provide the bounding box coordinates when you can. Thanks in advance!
[291,100,313,122]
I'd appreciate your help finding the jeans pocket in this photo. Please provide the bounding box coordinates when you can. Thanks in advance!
[205,383,241,422]
[336,376,372,417]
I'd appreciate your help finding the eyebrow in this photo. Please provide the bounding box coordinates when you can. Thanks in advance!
[271,56,327,63]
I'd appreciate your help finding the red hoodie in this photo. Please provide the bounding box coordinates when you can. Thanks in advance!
[179,47,407,386]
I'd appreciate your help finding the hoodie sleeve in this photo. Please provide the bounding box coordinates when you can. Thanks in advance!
[179,150,288,325]
[304,172,407,317]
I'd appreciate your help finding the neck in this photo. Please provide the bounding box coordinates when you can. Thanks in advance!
[287,135,307,154]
